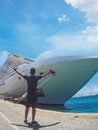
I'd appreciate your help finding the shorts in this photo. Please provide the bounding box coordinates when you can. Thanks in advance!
[26,93,38,108]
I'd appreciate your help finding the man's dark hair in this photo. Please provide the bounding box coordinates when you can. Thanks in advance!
[30,68,36,74]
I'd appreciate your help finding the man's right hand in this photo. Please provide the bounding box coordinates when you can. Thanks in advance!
[49,69,55,75]
[13,67,24,77]
[13,68,17,71]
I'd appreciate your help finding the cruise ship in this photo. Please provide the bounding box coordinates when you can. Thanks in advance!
[0,54,98,105]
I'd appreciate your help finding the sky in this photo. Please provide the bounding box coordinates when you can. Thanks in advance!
[0,0,98,97]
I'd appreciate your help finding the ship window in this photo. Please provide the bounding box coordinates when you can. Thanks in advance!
[24,58,34,62]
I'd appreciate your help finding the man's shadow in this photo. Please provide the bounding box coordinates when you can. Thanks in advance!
[12,122,60,130]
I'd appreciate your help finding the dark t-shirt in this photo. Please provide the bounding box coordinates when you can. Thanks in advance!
[23,75,42,94]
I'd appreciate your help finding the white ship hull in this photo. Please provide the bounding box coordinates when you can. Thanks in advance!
[0,54,98,105]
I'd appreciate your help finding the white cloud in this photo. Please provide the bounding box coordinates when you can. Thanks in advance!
[0,51,9,68]
[36,31,98,59]
[65,0,98,24]
[36,0,98,60]
[36,51,56,59]
[58,14,69,23]
[74,84,98,97]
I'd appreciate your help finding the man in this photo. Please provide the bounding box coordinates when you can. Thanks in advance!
[13,67,54,124]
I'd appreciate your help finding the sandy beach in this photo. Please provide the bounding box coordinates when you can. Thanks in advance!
[0,99,98,130]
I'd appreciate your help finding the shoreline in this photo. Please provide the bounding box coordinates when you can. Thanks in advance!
[36,102,98,114]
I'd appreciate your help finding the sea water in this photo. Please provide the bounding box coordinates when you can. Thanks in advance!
[40,95,98,113]
[64,95,98,113]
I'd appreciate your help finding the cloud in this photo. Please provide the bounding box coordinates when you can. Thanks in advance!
[36,0,98,60]
[58,14,69,23]
[0,51,9,68]
[65,0,98,24]
[36,31,98,59]
[74,84,98,97]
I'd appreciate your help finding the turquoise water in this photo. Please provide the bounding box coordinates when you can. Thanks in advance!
[39,95,98,113]
[64,95,98,113]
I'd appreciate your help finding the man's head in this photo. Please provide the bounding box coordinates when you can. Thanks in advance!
[30,68,36,75]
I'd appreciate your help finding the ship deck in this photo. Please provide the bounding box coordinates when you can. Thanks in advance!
[0,99,98,130]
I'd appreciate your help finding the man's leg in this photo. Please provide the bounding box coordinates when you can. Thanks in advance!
[24,107,30,122]
[25,93,31,122]
[32,107,36,121]
[31,94,37,123]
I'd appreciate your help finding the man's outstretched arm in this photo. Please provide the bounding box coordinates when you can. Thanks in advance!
[41,69,55,78]
[13,68,24,77]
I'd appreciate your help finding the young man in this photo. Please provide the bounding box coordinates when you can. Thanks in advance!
[13,67,54,124]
